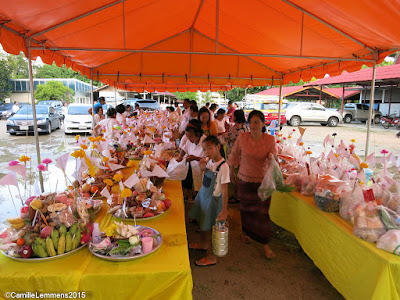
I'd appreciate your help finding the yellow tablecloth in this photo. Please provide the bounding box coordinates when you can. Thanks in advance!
[270,192,400,300]
[0,180,193,300]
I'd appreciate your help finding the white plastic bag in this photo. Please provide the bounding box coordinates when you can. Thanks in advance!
[377,230,400,255]
[166,158,189,181]
[258,156,285,201]
[352,202,386,243]
[339,185,364,220]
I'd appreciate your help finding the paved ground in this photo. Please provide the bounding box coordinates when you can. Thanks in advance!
[0,120,398,299]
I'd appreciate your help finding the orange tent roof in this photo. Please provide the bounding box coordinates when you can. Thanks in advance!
[1,0,399,91]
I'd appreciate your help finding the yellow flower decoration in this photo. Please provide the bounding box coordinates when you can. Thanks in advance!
[71,149,85,159]
[359,181,364,185]
[299,142,304,146]
[350,139,356,143]
[92,144,98,149]
[334,153,339,158]
[162,126,166,129]
[306,151,312,155]
[75,135,80,141]
[126,160,136,167]
[104,223,118,237]
[360,162,369,169]
[103,179,113,186]
[144,150,153,156]
[80,144,88,150]
[88,137,95,143]
[121,188,132,198]
[19,155,30,163]
[102,129,106,133]
[102,157,110,162]
[113,173,123,182]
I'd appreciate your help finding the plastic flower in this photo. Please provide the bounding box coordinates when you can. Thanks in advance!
[276,140,281,144]
[359,181,364,185]
[103,179,113,186]
[126,160,136,167]
[37,164,46,171]
[121,188,132,198]
[360,162,369,169]
[306,151,313,155]
[75,135,80,141]
[299,142,304,146]
[80,144,88,150]
[102,157,109,162]
[88,137,96,143]
[350,139,356,143]
[334,153,339,158]
[19,155,30,163]
[113,173,123,182]
[42,158,52,164]
[8,160,19,166]
[144,150,153,156]
[381,149,389,154]
[71,149,85,159]
[92,144,98,149]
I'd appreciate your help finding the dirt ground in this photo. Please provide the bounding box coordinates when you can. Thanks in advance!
[186,203,344,300]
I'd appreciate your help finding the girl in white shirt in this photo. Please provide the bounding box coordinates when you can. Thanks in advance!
[93,108,118,140]
[177,119,207,201]
[115,104,127,127]
[189,135,230,266]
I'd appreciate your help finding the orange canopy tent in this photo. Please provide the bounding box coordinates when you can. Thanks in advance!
[1,0,400,90]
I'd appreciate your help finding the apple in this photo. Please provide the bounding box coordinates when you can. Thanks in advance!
[18,245,32,258]
[40,226,53,238]
[163,199,172,209]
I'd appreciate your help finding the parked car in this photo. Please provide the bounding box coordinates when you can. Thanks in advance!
[0,103,28,119]
[64,104,93,134]
[285,102,342,127]
[6,105,61,135]
[38,100,63,108]
[123,99,161,111]
[342,103,382,124]
[244,102,287,125]
[102,103,114,115]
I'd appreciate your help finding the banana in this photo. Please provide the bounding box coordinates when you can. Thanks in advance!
[51,229,59,250]
[71,229,81,250]
[33,243,48,258]
[34,237,46,248]
[69,223,78,235]
[11,223,25,229]
[75,229,81,246]
[59,225,67,236]
[46,237,56,256]
[65,232,72,252]
[57,235,66,255]
[7,217,24,225]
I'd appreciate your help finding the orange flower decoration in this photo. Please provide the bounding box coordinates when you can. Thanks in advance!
[19,155,30,163]
[80,144,88,150]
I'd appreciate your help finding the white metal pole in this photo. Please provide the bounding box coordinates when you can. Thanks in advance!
[364,60,377,160]
[114,87,117,107]
[90,69,94,127]
[26,38,44,192]
[277,80,283,132]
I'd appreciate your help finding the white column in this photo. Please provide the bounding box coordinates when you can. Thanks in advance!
[364,60,377,160]
[277,79,283,131]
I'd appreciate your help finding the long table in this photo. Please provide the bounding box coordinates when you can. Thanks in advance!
[0,180,193,300]
[270,191,400,300]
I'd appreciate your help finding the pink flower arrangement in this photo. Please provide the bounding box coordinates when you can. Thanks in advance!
[381,149,389,154]
[42,158,52,164]
[37,164,46,171]
[8,160,19,166]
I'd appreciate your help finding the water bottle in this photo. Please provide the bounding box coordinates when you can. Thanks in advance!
[92,223,102,244]
[212,221,229,257]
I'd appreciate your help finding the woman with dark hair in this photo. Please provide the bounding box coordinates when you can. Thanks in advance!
[228,110,277,259]
[177,119,207,202]
[198,107,218,137]
[115,104,126,127]
[214,108,227,134]
[93,108,118,139]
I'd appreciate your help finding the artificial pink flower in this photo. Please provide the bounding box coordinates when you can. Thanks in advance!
[8,160,19,166]
[42,158,52,164]
[25,196,36,206]
[381,149,389,154]
[37,164,46,171]
[283,137,287,140]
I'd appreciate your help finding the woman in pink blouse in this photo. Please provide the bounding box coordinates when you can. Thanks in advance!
[228,110,277,258]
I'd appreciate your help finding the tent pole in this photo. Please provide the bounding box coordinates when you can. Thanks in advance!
[388,85,393,116]
[90,69,94,128]
[26,38,44,192]
[340,85,345,115]
[114,87,117,107]
[364,60,377,160]
[277,79,283,132]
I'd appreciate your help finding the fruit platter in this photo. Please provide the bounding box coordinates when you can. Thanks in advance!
[0,192,101,261]
[107,178,172,220]
[89,222,162,261]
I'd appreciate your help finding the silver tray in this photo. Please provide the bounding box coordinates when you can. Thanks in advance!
[109,205,170,222]
[1,243,87,262]
[89,226,162,261]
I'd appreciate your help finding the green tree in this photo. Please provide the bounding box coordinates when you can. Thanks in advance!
[174,91,197,101]
[35,81,74,102]
[6,52,30,78]
[0,60,12,101]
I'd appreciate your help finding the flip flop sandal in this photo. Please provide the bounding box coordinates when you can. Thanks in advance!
[195,257,217,267]
[189,243,207,251]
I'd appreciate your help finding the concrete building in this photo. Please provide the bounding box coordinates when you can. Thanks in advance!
[7,78,93,104]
